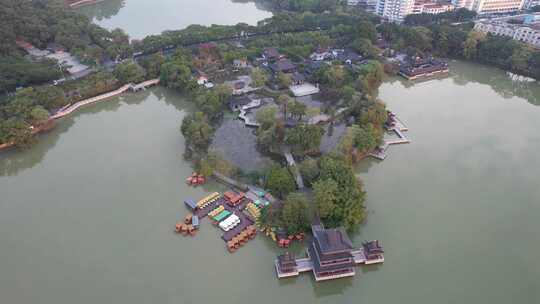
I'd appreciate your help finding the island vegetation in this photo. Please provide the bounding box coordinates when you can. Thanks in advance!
[4,0,540,235]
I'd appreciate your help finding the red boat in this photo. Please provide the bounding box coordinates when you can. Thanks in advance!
[186,172,206,186]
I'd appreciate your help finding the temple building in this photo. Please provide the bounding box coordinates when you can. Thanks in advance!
[274,221,384,281]
[275,252,299,278]
[363,240,385,264]
[307,223,357,281]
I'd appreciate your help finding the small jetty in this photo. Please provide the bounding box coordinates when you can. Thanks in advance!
[275,222,384,281]
[370,111,410,160]
[181,185,272,252]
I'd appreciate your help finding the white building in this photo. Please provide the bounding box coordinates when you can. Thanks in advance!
[523,0,540,9]
[376,0,416,22]
[474,14,540,47]
[412,0,455,13]
[422,3,455,13]
[453,0,525,14]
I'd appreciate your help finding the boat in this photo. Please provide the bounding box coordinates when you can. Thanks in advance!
[186,172,207,186]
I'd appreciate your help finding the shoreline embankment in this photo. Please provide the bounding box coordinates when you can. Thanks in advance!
[0,79,159,152]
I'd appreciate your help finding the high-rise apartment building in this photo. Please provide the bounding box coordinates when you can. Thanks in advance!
[376,0,416,22]
[453,0,525,14]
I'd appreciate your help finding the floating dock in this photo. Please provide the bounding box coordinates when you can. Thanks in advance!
[182,186,265,252]
[370,111,410,160]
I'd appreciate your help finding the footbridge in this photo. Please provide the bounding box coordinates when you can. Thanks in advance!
[51,79,160,119]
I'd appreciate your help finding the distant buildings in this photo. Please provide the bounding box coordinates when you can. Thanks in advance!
[474,13,540,47]
[452,0,525,14]
[376,0,416,22]
[413,0,455,14]
[350,0,526,21]
[15,39,91,80]
[373,0,454,22]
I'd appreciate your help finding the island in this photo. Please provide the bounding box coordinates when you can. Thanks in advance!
[3,0,540,285]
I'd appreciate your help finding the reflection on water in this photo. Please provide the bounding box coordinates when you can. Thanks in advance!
[76,0,125,21]
[0,88,189,177]
[388,61,540,106]
[1,62,540,304]
[77,0,272,38]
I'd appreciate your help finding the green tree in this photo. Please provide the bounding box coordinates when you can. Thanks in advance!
[213,84,233,104]
[139,53,165,79]
[463,31,486,60]
[510,46,532,72]
[265,165,296,199]
[34,86,67,110]
[29,106,50,125]
[277,72,292,88]
[315,155,366,230]
[357,61,385,97]
[255,105,278,129]
[281,192,310,235]
[288,100,307,120]
[277,94,292,118]
[298,157,320,187]
[113,61,145,84]
[285,124,324,156]
[313,178,340,220]
[251,67,268,87]
[180,112,214,154]
[351,123,381,154]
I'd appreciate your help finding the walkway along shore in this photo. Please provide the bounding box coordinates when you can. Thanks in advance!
[0,79,160,151]
[51,79,160,119]
[369,112,411,160]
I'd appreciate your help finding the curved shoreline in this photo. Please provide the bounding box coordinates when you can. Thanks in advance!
[0,79,159,152]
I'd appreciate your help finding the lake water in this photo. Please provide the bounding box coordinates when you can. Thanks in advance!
[1,61,539,303]
[77,0,272,39]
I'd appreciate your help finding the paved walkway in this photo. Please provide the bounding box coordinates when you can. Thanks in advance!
[282,147,305,189]
[369,112,411,160]
[51,79,159,119]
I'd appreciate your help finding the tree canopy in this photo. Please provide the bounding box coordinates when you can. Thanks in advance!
[313,155,366,230]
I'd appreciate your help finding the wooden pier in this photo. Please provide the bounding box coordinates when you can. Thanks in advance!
[369,112,410,160]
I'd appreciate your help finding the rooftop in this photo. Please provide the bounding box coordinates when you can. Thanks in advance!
[314,227,354,254]
[263,47,280,59]
[270,59,296,73]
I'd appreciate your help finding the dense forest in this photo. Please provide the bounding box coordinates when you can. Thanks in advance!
[0,0,132,92]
